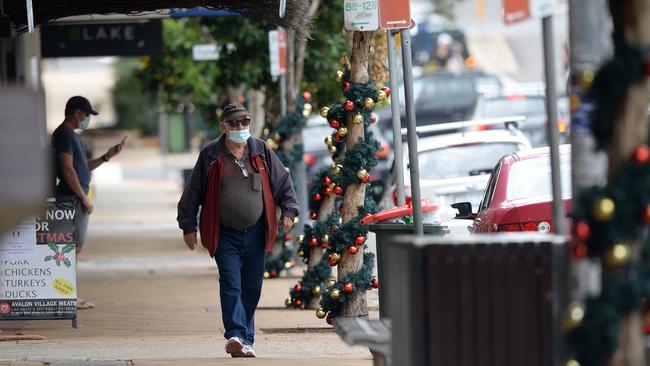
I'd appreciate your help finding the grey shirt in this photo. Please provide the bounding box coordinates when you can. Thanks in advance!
[219,148,264,230]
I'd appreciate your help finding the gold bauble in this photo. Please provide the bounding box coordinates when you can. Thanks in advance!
[330,289,341,300]
[304,103,313,112]
[324,136,333,146]
[312,285,322,296]
[328,183,336,190]
[264,271,270,279]
[302,109,310,118]
[364,98,375,110]
[326,278,337,288]
[284,261,293,269]
[298,234,305,243]
[593,197,615,222]
[337,126,348,137]
[328,145,337,155]
[336,70,344,82]
[297,249,305,257]
[285,298,293,307]
[263,127,270,136]
[602,243,631,268]
[316,308,327,319]
[332,164,342,175]
[330,252,341,262]
[570,93,581,112]
[321,234,329,243]
[357,169,369,180]
[377,90,387,101]
[563,302,585,331]
[565,359,581,366]
[320,106,330,118]
[353,113,364,125]
[578,70,595,91]
[293,216,300,224]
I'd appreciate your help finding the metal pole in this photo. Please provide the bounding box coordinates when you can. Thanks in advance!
[387,30,406,207]
[541,16,567,236]
[400,29,423,236]
[279,74,287,116]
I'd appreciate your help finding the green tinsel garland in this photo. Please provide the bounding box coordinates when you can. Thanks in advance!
[319,252,376,318]
[264,247,294,278]
[589,37,647,149]
[569,146,650,365]
[287,256,332,308]
[298,211,341,259]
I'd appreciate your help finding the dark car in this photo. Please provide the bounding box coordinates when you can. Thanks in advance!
[302,115,392,202]
[375,71,502,141]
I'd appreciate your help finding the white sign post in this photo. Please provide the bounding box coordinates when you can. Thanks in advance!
[344,0,380,31]
[192,44,220,61]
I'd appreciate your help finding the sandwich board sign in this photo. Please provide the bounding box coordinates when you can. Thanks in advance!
[0,200,78,327]
[344,0,379,31]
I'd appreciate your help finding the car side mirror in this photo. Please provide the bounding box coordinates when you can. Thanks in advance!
[452,202,474,219]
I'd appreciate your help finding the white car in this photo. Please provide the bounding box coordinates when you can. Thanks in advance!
[385,123,532,224]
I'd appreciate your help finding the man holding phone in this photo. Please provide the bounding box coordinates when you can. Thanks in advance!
[52,96,125,310]
[177,104,298,358]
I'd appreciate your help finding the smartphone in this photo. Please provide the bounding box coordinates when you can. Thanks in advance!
[121,136,128,145]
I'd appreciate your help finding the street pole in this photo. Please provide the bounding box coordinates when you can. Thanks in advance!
[387,30,406,207]
[399,29,423,236]
[279,74,287,116]
[541,15,566,236]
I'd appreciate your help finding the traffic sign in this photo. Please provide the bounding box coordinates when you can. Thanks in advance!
[503,0,555,25]
[379,0,411,29]
[192,44,220,61]
[268,28,287,77]
[344,0,379,31]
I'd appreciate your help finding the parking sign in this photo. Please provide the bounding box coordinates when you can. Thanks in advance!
[344,0,379,31]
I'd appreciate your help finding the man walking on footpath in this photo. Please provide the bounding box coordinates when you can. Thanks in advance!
[177,104,299,358]
[52,96,124,310]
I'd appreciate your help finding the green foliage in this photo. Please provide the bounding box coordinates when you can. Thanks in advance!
[112,59,159,136]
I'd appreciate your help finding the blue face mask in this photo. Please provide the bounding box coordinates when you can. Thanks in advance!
[79,116,90,129]
[228,129,251,144]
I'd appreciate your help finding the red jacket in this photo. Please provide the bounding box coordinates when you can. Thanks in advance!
[177,136,299,257]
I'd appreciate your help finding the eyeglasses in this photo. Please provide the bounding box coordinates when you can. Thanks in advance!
[224,117,251,128]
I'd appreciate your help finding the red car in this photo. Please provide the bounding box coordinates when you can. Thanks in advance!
[457,145,571,233]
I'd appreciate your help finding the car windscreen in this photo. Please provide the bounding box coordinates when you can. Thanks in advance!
[412,142,525,180]
[506,154,572,200]
[477,98,545,119]
[417,77,477,107]
[302,124,333,152]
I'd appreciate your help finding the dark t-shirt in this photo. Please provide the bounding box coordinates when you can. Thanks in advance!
[52,123,90,196]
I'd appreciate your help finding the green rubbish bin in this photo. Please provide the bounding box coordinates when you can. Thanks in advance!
[367,223,447,319]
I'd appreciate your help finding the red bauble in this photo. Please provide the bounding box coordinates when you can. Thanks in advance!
[382,87,391,97]
[323,176,332,186]
[643,204,650,224]
[572,242,589,259]
[371,278,379,289]
[342,81,351,92]
[361,176,371,184]
[574,221,591,241]
[312,193,322,202]
[310,212,318,220]
[303,91,312,101]
[347,245,359,255]
[342,282,353,294]
[344,100,355,111]
[326,315,333,325]
[309,236,318,247]
[284,235,292,242]
[294,283,302,293]
[632,144,650,165]
[334,186,344,195]
[324,187,333,196]
[329,119,341,129]
[294,299,303,308]
[328,257,338,266]
[370,113,378,124]
[355,235,366,246]
[270,270,278,278]
[320,242,329,249]
[334,133,345,142]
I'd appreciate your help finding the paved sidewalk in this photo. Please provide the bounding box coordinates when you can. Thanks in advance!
[0,148,374,365]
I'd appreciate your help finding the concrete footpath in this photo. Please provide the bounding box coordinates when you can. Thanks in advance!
[0,147,374,365]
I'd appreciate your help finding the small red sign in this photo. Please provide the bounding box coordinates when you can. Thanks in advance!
[278,28,287,75]
[379,0,411,29]
[0,302,11,315]
[503,0,531,25]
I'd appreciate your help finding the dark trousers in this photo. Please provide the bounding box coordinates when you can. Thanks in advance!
[214,222,266,345]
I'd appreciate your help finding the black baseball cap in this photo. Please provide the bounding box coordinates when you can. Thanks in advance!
[65,96,98,115]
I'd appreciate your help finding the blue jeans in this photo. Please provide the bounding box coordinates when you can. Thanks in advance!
[215,222,266,346]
